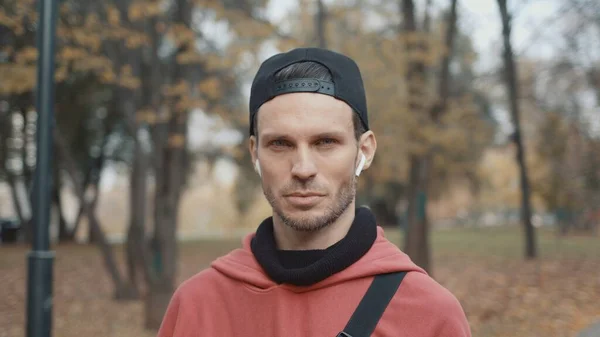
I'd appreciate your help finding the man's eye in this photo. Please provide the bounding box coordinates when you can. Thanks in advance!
[270,140,290,147]
[316,138,337,146]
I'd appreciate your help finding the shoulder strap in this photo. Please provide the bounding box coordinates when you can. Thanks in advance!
[337,271,407,337]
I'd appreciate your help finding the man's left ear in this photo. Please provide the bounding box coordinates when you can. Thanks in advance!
[358,131,377,172]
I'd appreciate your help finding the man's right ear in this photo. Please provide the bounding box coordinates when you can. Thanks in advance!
[249,135,257,160]
[249,135,260,177]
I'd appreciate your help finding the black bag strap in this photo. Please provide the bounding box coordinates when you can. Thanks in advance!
[337,271,407,337]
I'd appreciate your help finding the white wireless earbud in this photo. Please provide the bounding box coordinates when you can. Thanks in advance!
[254,159,262,177]
[355,153,366,177]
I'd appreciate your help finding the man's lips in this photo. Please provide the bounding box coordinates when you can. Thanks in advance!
[284,192,326,207]
[285,192,325,197]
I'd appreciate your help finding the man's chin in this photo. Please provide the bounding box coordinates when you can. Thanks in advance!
[280,204,319,218]
[277,207,332,231]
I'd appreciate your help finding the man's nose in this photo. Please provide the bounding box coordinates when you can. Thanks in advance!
[291,148,318,180]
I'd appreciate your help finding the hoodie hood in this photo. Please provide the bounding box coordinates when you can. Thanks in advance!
[211,226,426,293]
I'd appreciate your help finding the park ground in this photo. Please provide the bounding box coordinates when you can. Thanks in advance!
[1,226,599,337]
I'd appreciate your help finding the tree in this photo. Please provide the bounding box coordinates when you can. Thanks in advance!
[496,0,537,259]
[315,0,327,48]
[120,0,278,328]
[400,0,459,272]
[0,0,39,241]
[54,127,137,298]
[1,0,271,324]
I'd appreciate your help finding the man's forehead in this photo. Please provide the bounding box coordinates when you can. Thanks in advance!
[257,93,354,134]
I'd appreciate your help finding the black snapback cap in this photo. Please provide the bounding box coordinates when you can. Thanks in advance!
[249,47,369,136]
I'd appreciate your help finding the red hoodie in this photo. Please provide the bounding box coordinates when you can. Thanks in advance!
[158,226,471,336]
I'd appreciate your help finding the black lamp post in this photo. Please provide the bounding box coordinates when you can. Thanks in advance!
[26,0,58,336]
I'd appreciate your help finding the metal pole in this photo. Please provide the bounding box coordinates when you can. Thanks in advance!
[27,0,58,336]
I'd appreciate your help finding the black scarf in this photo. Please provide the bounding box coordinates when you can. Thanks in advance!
[250,207,377,286]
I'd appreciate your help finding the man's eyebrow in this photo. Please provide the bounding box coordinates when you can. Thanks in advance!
[312,131,346,139]
[261,131,346,139]
[260,130,348,141]
[260,132,291,140]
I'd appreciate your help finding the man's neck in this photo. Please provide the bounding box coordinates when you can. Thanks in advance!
[272,202,356,250]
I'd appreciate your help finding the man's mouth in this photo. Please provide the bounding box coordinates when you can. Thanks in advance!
[284,192,325,208]
[286,192,325,197]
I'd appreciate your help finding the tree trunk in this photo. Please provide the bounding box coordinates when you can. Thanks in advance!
[404,154,431,271]
[145,134,185,328]
[20,107,34,198]
[497,0,537,259]
[85,184,102,243]
[125,141,148,299]
[143,0,192,329]
[53,128,133,298]
[400,0,427,271]
[69,162,96,238]
[86,110,112,245]
[0,109,6,170]
[124,100,151,301]
[1,110,30,239]
[4,106,34,242]
[66,165,100,243]
[53,164,75,242]
[315,0,327,48]
[7,174,25,223]
[434,0,458,119]
[401,0,458,273]
[110,0,158,302]
[7,174,32,240]
[145,285,173,330]
[145,110,188,330]
[422,0,433,32]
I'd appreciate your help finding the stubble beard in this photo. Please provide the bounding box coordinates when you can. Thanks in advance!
[264,174,356,232]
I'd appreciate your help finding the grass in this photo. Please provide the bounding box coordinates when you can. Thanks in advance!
[384,225,600,259]
[1,225,599,337]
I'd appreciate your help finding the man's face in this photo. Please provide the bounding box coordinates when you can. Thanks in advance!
[250,93,362,232]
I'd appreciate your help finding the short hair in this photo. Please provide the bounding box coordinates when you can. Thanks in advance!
[252,61,366,141]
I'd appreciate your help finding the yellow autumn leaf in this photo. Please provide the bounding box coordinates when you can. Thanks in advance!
[85,13,100,28]
[99,69,116,84]
[55,66,69,82]
[0,64,36,94]
[105,5,120,26]
[125,34,149,49]
[168,133,186,148]
[128,4,142,21]
[58,47,88,62]
[15,47,38,64]
[0,8,18,29]
[144,1,163,19]
[163,81,190,98]
[197,77,221,101]
[176,50,204,65]
[120,77,140,90]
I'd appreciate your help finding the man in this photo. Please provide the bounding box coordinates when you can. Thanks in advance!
[158,47,471,337]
